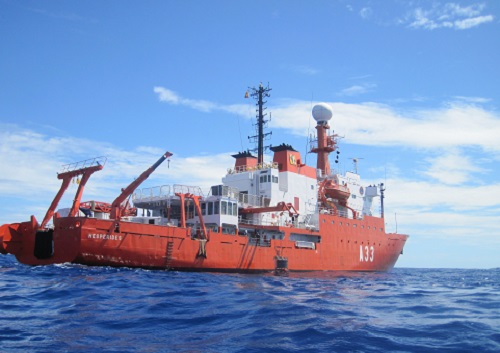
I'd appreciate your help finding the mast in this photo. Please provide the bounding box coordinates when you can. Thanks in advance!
[309,103,337,177]
[246,83,272,165]
[379,182,385,219]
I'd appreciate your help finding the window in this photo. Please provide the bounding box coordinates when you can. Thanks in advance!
[208,202,213,215]
[214,202,220,215]
[221,201,228,215]
[272,176,278,183]
[232,203,237,216]
[201,202,206,215]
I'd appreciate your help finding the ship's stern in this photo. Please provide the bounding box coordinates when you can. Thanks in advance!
[0,215,82,265]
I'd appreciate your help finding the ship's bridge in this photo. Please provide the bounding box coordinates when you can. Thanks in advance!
[223,145,318,227]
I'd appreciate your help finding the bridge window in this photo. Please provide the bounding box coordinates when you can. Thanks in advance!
[260,175,272,183]
[226,202,235,216]
[221,201,228,215]
[208,202,213,215]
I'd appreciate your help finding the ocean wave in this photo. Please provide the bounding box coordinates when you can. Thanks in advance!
[1,255,499,352]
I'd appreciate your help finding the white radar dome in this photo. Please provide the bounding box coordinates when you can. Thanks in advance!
[312,103,333,122]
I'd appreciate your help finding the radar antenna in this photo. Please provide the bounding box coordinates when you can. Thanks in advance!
[349,157,364,174]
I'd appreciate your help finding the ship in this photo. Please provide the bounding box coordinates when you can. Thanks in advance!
[0,84,408,273]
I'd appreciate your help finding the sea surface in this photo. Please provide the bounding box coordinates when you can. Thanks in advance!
[1,255,499,353]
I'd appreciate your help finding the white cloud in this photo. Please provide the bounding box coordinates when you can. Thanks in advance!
[421,150,485,185]
[28,7,95,22]
[384,177,500,213]
[454,15,494,29]
[269,101,500,153]
[453,96,491,104]
[286,64,320,75]
[154,86,249,116]
[153,87,217,112]
[406,2,494,30]
[382,177,500,253]
[359,7,372,19]
[339,83,377,96]
[153,88,500,153]
[153,86,180,104]
[152,88,500,155]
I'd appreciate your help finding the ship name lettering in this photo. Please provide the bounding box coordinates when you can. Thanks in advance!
[359,245,374,262]
[88,233,123,241]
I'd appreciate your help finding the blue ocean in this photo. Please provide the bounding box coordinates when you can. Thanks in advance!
[1,255,499,353]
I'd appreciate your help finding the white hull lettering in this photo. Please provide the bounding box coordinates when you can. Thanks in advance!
[359,245,374,262]
[88,233,123,241]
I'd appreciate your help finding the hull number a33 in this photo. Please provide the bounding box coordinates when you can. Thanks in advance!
[360,245,374,262]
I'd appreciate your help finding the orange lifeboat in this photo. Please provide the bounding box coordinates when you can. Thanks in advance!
[323,180,350,204]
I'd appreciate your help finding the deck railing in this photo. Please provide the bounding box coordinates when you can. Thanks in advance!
[59,156,107,174]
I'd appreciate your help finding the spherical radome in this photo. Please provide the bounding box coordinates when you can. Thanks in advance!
[312,103,333,122]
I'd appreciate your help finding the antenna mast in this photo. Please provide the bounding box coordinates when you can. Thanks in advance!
[349,157,364,174]
[246,83,272,165]
[379,183,385,219]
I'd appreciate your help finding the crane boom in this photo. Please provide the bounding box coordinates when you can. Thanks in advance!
[110,151,172,219]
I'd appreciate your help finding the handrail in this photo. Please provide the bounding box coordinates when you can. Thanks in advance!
[133,185,171,202]
[59,156,107,174]
[228,162,279,175]
[41,157,106,228]
[173,184,204,197]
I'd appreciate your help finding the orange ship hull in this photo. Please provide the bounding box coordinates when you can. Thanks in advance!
[1,214,408,272]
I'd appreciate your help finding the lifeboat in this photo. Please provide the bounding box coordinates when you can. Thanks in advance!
[319,179,351,204]
[324,180,350,204]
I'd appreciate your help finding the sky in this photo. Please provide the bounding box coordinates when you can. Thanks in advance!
[1,0,499,269]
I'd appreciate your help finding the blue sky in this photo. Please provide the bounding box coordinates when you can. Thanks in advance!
[1,0,499,269]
